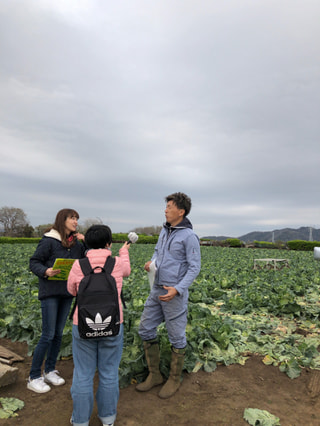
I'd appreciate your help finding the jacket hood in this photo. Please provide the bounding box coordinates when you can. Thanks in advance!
[44,229,62,241]
[164,216,193,230]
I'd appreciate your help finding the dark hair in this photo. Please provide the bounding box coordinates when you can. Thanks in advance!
[52,208,79,247]
[85,225,112,249]
[165,192,192,217]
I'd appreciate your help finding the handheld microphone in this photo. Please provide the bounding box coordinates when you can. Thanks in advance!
[127,232,139,244]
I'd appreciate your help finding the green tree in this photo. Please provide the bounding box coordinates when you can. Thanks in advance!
[22,224,34,237]
[132,225,162,235]
[33,223,53,237]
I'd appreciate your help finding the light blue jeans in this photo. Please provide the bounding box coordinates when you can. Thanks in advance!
[29,296,73,379]
[70,324,124,426]
[138,286,188,348]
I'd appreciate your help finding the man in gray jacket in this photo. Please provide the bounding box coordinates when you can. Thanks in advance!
[137,192,201,398]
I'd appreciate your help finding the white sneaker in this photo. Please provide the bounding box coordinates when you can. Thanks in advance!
[27,377,51,393]
[43,370,65,386]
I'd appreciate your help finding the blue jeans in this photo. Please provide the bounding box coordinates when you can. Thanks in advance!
[71,324,124,426]
[29,296,73,379]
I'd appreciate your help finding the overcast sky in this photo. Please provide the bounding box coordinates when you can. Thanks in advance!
[1,0,319,238]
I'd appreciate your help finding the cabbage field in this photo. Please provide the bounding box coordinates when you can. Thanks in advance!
[1,243,320,388]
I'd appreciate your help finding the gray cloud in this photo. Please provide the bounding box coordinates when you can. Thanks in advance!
[1,0,320,237]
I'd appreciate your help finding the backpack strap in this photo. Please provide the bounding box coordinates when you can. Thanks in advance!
[69,295,77,320]
[104,256,127,309]
[79,257,93,276]
[104,256,116,273]
[69,257,92,320]
[121,292,127,309]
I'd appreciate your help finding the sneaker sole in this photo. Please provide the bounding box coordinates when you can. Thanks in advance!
[43,379,65,386]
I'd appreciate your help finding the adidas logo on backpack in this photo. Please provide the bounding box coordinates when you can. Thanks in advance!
[86,313,111,330]
[70,256,121,339]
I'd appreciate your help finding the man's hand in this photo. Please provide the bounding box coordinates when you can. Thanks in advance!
[159,286,178,302]
[144,261,152,272]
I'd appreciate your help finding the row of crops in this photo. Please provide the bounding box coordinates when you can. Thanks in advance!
[0,244,320,387]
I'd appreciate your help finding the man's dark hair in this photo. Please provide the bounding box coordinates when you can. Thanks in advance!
[85,225,112,249]
[165,192,192,217]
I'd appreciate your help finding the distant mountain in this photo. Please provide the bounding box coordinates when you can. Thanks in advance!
[239,227,320,243]
[203,227,320,243]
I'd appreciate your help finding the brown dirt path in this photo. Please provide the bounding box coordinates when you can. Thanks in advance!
[1,338,320,426]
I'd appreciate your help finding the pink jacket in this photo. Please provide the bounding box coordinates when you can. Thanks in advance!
[67,247,131,325]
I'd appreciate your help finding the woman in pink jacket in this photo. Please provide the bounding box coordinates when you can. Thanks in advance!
[67,224,131,426]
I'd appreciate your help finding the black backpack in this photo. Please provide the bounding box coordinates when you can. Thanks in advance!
[69,256,121,339]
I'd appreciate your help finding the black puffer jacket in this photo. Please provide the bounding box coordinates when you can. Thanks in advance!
[30,230,86,300]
